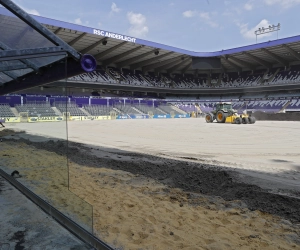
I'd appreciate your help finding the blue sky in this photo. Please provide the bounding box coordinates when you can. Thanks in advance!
[9,0,300,51]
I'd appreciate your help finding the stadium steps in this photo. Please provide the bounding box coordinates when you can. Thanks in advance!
[140,75,154,86]
[267,68,280,83]
[170,105,187,114]
[155,107,167,114]
[143,75,155,86]
[237,103,246,112]
[10,107,19,117]
[79,108,90,116]
[278,101,291,113]
[132,107,144,114]
[259,71,267,84]
[51,107,63,116]
[113,108,122,114]
[194,103,203,113]
[106,69,118,82]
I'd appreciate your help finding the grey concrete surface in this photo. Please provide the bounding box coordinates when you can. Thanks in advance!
[0,176,91,250]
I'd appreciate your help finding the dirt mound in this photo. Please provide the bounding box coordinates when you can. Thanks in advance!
[253,111,300,121]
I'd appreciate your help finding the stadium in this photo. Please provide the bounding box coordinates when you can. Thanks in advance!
[0,1,300,249]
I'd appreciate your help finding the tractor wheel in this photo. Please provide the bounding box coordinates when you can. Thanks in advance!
[216,111,227,123]
[242,117,249,124]
[249,117,256,124]
[235,117,242,124]
[205,113,213,123]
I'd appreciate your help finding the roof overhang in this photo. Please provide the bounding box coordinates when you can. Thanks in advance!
[1,6,298,73]
[0,0,97,95]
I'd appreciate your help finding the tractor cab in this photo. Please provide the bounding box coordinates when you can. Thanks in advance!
[216,102,233,112]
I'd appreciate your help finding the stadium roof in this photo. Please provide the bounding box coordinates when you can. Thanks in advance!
[1,6,300,74]
[0,0,96,95]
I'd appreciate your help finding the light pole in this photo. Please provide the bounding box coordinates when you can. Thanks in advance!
[255,23,280,43]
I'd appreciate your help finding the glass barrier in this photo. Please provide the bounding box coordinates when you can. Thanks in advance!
[0,56,93,234]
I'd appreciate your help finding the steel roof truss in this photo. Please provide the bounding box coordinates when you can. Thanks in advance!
[261,48,288,66]
[95,41,127,61]
[54,27,63,34]
[0,47,66,62]
[242,52,272,68]
[0,41,39,71]
[2,71,17,80]
[131,52,174,70]
[0,0,81,60]
[0,64,28,72]
[222,56,242,71]
[154,57,186,73]
[103,45,144,66]
[181,62,192,74]
[143,55,182,72]
[228,56,256,70]
[282,44,300,61]
[68,32,87,46]
[167,59,191,73]
[80,37,107,54]
[117,49,158,68]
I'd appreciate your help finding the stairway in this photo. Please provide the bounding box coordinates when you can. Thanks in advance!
[170,105,187,114]
[156,107,167,114]
[10,107,19,117]
[278,100,291,113]
[79,108,90,116]
[51,107,62,116]
[132,107,144,114]
[195,104,203,114]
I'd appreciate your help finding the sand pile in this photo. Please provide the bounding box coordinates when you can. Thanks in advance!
[0,130,299,250]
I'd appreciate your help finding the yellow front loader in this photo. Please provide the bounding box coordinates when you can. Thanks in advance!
[205,102,256,124]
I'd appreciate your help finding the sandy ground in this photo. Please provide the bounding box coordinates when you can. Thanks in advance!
[8,119,300,193]
[1,119,300,249]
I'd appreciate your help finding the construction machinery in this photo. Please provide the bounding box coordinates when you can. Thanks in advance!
[205,102,256,124]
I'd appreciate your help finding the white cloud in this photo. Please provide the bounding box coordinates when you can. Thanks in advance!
[199,12,219,28]
[244,3,253,10]
[12,1,40,15]
[20,6,40,15]
[183,10,197,18]
[111,2,121,13]
[127,12,148,37]
[183,10,218,27]
[236,19,273,40]
[264,0,300,8]
[74,18,82,25]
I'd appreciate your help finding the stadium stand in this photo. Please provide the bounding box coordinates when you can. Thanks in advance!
[134,104,165,115]
[113,104,140,115]
[83,105,114,116]
[15,103,57,117]
[56,103,87,116]
[0,104,16,117]
[158,105,184,115]
[67,65,300,90]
